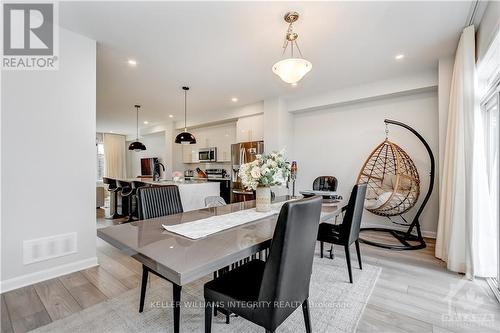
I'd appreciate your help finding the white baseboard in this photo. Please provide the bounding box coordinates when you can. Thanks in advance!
[361,222,436,239]
[0,257,98,293]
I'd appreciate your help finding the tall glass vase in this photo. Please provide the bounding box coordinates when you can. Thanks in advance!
[255,185,271,212]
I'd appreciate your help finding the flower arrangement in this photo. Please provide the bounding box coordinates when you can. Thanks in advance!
[239,150,291,190]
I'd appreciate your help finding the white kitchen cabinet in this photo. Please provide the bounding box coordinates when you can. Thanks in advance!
[236,114,264,143]
[216,125,235,162]
[180,122,236,163]
[182,143,199,163]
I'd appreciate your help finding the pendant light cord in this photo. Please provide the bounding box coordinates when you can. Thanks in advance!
[184,89,187,132]
[136,105,139,140]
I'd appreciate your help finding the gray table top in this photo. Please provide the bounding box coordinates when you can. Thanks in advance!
[97,197,343,286]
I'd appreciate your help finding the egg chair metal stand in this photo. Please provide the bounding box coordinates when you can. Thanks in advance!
[357,119,435,250]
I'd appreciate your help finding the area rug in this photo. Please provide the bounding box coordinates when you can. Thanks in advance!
[32,253,381,333]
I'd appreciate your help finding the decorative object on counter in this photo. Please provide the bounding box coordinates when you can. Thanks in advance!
[357,119,434,250]
[172,171,183,182]
[128,105,147,151]
[195,167,207,178]
[272,11,312,84]
[239,149,291,212]
[175,86,196,145]
[290,160,298,197]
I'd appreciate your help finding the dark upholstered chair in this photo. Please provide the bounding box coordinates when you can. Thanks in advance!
[204,196,323,333]
[312,176,338,192]
[136,185,184,313]
[137,185,183,220]
[103,177,122,219]
[317,184,367,283]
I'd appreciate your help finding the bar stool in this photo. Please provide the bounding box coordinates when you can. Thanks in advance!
[129,181,146,221]
[116,180,133,222]
[103,177,123,219]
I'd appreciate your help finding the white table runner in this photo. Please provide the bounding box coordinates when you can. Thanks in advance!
[163,202,289,240]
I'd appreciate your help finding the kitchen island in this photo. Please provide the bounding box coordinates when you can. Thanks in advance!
[125,179,220,211]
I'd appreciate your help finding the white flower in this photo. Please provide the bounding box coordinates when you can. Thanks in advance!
[272,169,285,185]
[250,166,261,179]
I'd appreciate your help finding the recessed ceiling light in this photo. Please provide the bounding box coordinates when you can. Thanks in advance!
[143,121,149,125]
[110,131,114,133]
[291,82,298,87]
[395,54,405,60]
[231,97,238,102]
[169,114,174,118]
[128,59,137,66]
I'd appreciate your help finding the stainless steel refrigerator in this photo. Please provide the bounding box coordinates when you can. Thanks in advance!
[230,141,264,203]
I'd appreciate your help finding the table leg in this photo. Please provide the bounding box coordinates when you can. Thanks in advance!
[173,283,182,333]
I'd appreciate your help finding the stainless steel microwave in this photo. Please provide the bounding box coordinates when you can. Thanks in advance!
[199,147,217,162]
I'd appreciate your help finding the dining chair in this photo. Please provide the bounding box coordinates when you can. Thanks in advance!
[312,176,338,192]
[317,183,367,283]
[137,185,183,220]
[204,196,323,333]
[136,185,184,313]
[205,196,227,208]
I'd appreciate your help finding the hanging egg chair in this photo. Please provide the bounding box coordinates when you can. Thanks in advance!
[356,119,435,251]
[357,140,420,216]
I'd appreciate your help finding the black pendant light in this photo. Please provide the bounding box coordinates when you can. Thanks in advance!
[175,86,196,144]
[128,104,147,151]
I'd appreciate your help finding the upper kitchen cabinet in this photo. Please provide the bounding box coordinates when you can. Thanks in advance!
[181,122,236,163]
[236,114,264,143]
[216,125,236,162]
[182,142,199,163]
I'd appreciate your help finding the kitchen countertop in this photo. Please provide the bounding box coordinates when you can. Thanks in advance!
[184,176,231,181]
[120,178,215,186]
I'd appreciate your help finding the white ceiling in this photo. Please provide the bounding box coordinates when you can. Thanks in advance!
[59,1,472,135]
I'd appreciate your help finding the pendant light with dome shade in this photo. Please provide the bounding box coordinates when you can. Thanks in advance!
[128,104,147,151]
[175,86,196,145]
[272,11,312,84]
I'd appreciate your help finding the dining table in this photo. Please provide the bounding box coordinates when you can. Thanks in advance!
[97,196,344,333]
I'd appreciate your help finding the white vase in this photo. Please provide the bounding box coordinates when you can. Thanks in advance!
[256,186,271,212]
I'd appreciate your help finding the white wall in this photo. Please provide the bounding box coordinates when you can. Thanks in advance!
[174,101,264,129]
[477,1,500,63]
[1,28,97,291]
[126,131,170,178]
[292,89,439,236]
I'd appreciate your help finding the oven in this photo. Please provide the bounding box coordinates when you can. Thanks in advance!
[198,147,217,162]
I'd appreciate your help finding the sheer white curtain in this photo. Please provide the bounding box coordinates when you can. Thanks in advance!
[436,25,497,278]
[103,133,127,179]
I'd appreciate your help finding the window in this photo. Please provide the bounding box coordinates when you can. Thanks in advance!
[478,29,500,298]
[96,134,105,181]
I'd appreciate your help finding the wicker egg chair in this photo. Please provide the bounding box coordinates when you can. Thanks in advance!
[356,119,435,250]
[357,140,420,216]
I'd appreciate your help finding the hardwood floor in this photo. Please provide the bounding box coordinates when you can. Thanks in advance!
[1,212,498,333]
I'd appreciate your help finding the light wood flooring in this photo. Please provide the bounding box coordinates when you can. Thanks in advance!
[1,210,499,333]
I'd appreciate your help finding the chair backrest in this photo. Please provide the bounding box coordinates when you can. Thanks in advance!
[312,176,338,191]
[137,185,183,220]
[204,196,226,208]
[340,183,367,244]
[257,196,322,326]
[102,177,116,189]
[116,180,130,189]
